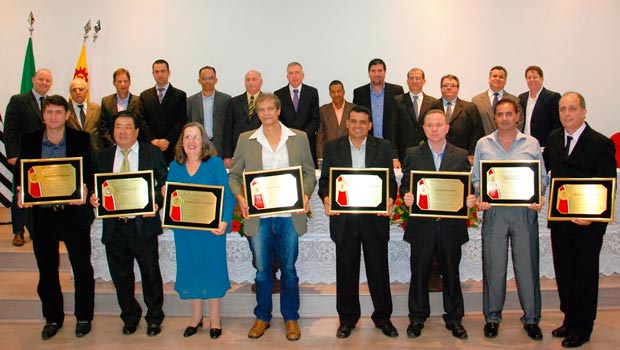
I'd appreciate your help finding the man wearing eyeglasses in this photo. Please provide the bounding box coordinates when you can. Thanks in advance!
[67,78,102,153]
[187,66,231,155]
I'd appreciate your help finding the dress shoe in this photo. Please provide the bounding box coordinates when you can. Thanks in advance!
[12,233,25,247]
[484,322,499,338]
[122,323,138,335]
[406,322,424,338]
[524,324,543,340]
[146,324,161,336]
[248,319,270,339]
[210,327,222,339]
[285,320,301,341]
[446,323,468,339]
[75,320,91,337]
[183,318,203,337]
[552,325,570,338]
[376,321,399,337]
[336,324,355,338]
[561,334,590,348]
[42,322,62,340]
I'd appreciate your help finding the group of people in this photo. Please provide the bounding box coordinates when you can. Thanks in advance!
[2,58,616,348]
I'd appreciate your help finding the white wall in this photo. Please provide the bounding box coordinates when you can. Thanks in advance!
[2,0,619,136]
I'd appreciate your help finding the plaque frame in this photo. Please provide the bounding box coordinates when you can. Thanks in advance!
[328,167,390,214]
[20,157,84,205]
[408,170,471,219]
[480,160,542,206]
[94,170,156,218]
[162,182,224,231]
[547,177,616,222]
[242,166,305,217]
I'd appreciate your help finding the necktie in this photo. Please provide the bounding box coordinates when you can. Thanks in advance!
[293,89,300,112]
[248,95,255,121]
[157,87,165,103]
[78,104,86,129]
[39,96,44,111]
[120,149,131,173]
[412,95,419,121]
[565,135,573,157]
[446,102,453,121]
[492,92,499,111]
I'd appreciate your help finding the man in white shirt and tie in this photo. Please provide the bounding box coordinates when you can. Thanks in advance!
[67,78,102,152]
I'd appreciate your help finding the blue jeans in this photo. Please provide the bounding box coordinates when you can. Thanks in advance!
[249,217,299,322]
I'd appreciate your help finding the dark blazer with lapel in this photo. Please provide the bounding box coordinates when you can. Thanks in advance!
[393,92,438,162]
[318,135,397,245]
[99,93,142,148]
[399,143,471,245]
[275,85,320,157]
[67,100,103,152]
[472,90,523,135]
[14,128,95,237]
[4,91,45,159]
[187,90,232,156]
[222,92,262,159]
[519,87,561,147]
[432,98,484,155]
[97,142,168,244]
[316,101,354,159]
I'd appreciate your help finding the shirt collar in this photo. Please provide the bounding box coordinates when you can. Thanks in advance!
[43,128,67,146]
[116,141,140,155]
[249,122,296,140]
[348,136,368,150]
[289,84,303,94]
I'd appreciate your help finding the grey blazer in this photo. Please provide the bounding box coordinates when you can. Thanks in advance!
[471,90,523,135]
[187,90,231,155]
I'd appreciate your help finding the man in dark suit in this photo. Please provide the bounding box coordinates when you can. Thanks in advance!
[4,68,52,246]
[15,95,95,340]
[316,80,354,161]
[519,66,562,147]
[139,59,187,164]
[393,68,438,165]
[275,62,320,165]
[222,69,263,168]
[543,92,616,348]
[67,78,102,152]
[399,109,475,340]
[99,68,142,148]
[187,65,231,155]
[318,105,398,339]
[353,58,404,166]
[472,66,523,135]
[432,74,484,162]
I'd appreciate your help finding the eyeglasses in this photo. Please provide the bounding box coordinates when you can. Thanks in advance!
[71,87,86,92]
[184,135,201,140]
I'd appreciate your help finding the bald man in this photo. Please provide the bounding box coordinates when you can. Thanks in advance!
[67,78,102,152]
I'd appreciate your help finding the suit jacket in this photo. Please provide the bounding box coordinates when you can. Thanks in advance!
[472,90,523,135]
[222,92,262,159]
[67,100,102,152]
[318,135,397,245]
[393,92,438,162]
[399,143,471,245]
[432,98,484,155]
[14,128,95,237]
[99,93,142,148]
[96,142,168,244]
[229,126,317,236]
[139,84,187,162]
[316,101,354,159]
[3,91,45,159]
[275,85,320,159]
[519,87,562,147]
[187,90,231,155]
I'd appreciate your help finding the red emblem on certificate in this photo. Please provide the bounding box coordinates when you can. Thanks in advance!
[170,190,182,221]
[28,167,42,197]
[335,175,349,206]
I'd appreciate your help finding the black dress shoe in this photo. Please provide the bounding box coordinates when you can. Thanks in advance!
[210,328,222,339]
[446,323,468,339]
[336,324,355,338]
[552,325,570,338]
[75,320,92,337]
[524,324,543,340]
[406,322,424,338]
[42,322,62,340]
[484,322,499,338]
[122,323,138,335]
[376,321,399,338]
[183,318,203,337]
[562,334,590,348]
[147,324,161,336]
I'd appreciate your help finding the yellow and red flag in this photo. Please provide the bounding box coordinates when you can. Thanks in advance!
[73,43,89,99]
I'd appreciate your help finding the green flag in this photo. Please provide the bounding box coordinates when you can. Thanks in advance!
[20,37,36,94]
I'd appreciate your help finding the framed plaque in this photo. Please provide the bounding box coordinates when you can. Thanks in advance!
[548,177,616,222]
[409,170,471,219]
[243,166,305,217]
[480,160,542,206]
[162,182,224,231]
[328,167,389,214]
[20,157,84,205]
[94,170,155,218]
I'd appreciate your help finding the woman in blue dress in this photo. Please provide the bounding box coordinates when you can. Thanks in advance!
[166,122,234,338]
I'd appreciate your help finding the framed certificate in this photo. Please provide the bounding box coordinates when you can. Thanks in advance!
[328,167,389,214]
[548,177,616,222]
[162,182,224,231]
[480,160,542,206]
[94,170,156,218]
[409,170,471,219]
[243,166,305,217]
[20,157,84,205]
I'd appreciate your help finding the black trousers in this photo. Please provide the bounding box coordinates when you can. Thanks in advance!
[104,221,164,326]
[32,207,94,325]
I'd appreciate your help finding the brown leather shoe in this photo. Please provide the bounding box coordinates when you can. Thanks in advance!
[285,320,301,341]
[248,320,270,339]
[12,233,25,247]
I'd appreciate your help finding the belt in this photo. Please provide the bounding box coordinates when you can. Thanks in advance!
[53,205,65,212]
[116,217,136,224]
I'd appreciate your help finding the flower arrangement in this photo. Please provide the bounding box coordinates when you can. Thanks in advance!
[467,206,481,228]
[391,193,409,229]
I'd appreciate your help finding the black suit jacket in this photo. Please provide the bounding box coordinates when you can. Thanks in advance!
[519,87,561,147]
[99,93,143,148]
[318,135,397,245]
[14,128,95,237]
[393,92,438,162]
[432,98,483,155]
[222,92,262,159]
[96,142,168,244]
[399,143,471,245]
[4,91,45,159]
[275,85,320,162]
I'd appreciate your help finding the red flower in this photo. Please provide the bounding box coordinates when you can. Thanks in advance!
[393,214,400,220]
[402,221,407,230]
[231,220,241,232]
